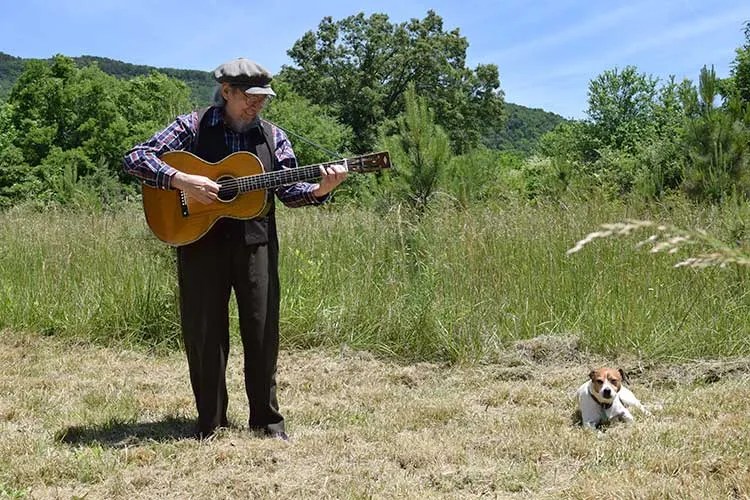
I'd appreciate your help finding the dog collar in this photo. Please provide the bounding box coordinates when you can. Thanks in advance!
[589,389,613,409]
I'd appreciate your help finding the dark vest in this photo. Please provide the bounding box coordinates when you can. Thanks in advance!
[193,106,276,246]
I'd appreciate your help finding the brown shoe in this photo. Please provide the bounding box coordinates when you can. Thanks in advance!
[251,427,290,441]
[266,430,290,442]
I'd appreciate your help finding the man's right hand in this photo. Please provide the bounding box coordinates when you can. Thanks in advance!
[171,172,221,204]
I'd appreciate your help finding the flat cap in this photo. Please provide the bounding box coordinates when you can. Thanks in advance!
[213,57,276,96]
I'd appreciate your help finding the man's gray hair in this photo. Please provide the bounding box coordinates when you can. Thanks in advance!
[211,86,226,107]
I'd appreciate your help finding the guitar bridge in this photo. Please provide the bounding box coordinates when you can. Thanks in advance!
[179,191,189,217]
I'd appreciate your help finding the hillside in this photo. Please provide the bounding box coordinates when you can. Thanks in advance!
[484,102,567,154]
[0,52,25,101]
[0,52,567,153]
[0,51,215,105]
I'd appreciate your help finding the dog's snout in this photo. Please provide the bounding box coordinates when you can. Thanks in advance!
[602,388,612,398]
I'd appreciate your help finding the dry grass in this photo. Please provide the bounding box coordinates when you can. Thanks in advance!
[1,330,749,499]
[568,219,750,268]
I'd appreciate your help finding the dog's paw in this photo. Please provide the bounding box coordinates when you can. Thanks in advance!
[643,401,663,415]
[614,412,634,423]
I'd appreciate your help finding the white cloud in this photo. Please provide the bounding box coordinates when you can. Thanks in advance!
[602,6,750,63]
[516,4,750,88]
[486,3,645,63]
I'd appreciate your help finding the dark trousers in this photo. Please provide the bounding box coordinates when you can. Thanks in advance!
[176,220,284,436]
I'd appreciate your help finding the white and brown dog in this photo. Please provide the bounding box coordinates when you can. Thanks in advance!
[576,367,650,429]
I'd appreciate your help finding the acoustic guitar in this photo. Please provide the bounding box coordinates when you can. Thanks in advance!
[141,150,391,246]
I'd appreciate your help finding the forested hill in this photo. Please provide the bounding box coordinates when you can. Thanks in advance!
[0,52,25,100]
[0,51,566,154]
[485,102,567,154]
[0,52,216,104]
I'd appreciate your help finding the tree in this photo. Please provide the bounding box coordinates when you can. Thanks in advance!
[681,66,750,202]
[1,55,194,205]
[281,10,504,154]
[378,85,452,210]
[7,57,66,167]
[731,21,750,106]
[0,101,36,207]
[586,65,659,152]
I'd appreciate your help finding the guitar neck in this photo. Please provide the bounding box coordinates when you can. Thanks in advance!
[235,159,349,193]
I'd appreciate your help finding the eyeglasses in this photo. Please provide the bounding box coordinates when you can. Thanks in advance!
[231,87,270,106]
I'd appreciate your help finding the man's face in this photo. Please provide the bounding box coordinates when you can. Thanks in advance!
[222,84,268,128]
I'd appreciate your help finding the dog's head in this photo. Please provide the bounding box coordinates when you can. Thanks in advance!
[588,367,628,405]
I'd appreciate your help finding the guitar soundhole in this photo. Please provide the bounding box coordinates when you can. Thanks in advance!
[216,175,238,202]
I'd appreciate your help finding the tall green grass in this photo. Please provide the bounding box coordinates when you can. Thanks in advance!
[0,206,180,349]
[1,199,748,361]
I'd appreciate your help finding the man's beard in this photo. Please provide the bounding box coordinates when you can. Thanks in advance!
[225,113,258,133]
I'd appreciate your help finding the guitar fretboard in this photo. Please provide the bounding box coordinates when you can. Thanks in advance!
[227,156,377,194]
[238,164,326,192]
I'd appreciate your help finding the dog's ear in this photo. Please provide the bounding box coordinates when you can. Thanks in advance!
[589,370,595,380]
[618,368,630,384]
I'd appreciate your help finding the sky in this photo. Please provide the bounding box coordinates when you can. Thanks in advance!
[1,0,749,119]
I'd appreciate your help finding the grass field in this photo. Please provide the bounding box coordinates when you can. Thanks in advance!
[1,330,748,499]
[1,200,749,361]
[1,199,749,498]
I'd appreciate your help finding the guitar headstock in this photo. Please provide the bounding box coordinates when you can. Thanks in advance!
[347,151,391,173]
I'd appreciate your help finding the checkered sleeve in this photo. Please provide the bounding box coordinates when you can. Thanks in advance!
[271,125,330,207]
[122,112,199,190]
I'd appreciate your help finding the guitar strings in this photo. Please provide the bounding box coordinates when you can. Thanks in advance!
[214,166,331,192]
[210,159,372,194]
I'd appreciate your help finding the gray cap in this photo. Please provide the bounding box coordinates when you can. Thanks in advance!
[213,57,276,96]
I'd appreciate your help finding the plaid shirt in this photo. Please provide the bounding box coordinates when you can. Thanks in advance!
[122,107,326,207]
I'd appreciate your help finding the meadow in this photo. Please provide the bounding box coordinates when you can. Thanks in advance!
[1,199,749,361]
[1,199,750,498]
[1,328,749,498]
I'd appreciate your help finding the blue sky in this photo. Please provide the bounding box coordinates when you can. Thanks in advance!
[1,0,749,119]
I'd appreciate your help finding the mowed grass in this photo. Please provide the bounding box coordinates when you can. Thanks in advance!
[0,199,749,361]
[1,329,749,499]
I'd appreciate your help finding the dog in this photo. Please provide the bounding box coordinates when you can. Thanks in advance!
[575,367,650,429]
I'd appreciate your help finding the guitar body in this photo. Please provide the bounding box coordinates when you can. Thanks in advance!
[142,150,268,246]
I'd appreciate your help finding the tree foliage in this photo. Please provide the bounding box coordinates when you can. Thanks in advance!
[730,21,750,105]
[0,54,354,208]
[681,66,750,201]
[0,51,216,106]
[262,80,352,167]
[586,66,660,153]
[280,10,504,154]
[539,52,750,203]
[0,55,194,207]
[377,85,452,210]
[3,18,750,210]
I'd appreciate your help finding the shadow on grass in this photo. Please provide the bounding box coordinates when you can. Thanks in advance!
[56,416,197,447]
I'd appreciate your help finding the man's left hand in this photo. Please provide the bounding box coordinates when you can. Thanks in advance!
[313,163,349,198]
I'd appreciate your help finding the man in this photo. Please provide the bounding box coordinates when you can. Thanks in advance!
[123,57,347,440]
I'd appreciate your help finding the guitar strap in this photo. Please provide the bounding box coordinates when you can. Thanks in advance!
[193,106,211,148]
